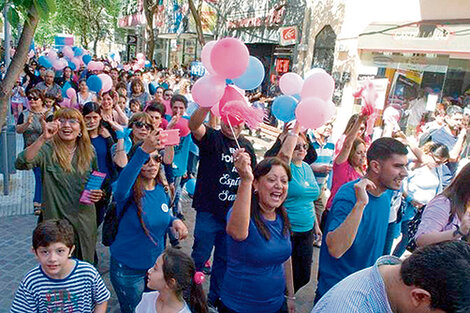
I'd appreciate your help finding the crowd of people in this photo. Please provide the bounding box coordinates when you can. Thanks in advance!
[7,52,470,313]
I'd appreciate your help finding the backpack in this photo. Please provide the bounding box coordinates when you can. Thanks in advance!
[102,196,132,247]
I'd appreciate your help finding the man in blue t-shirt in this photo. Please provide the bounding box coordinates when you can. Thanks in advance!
[315,137,408,301]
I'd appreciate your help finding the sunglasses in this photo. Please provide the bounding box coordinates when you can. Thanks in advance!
[294,144,309,151]
[28,96,40,101]
[144,154,163,164]
[133,121,153,130]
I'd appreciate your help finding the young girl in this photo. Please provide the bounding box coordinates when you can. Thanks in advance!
[136,248,208,313]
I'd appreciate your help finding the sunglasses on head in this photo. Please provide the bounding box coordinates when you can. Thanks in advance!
[28,96,40,101]
[144,154,163,164]
[294,144,309,151]
[133,121,153,130]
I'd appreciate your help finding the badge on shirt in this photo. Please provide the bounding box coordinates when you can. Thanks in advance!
[161,203,169,213]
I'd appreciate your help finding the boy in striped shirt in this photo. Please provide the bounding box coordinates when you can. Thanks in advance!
[11,219,110,313]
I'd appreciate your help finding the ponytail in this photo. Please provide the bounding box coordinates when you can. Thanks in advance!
[189,281,208,313]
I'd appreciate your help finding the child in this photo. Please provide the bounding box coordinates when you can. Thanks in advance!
[10,219,110,313]
[44,92,60,114]
[130,98,141,114]
[136,248,208,313]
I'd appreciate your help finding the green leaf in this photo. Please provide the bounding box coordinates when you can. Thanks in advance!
[33,0,50,19]
[7,7,20,28]
[45,0,55,14]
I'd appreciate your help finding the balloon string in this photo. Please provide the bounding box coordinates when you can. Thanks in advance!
[226,115,241,149]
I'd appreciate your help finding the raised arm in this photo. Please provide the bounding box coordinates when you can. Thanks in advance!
[335,114,366,165]
[326,178,375,258]
[449,128,466,162]
[277,122,300,164]
[24,121,58,162]
[226,149,254,241]
[189,107,210,141]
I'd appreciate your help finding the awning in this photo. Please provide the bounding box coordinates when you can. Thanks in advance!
[156,32,214,41]
[358,21,470,58]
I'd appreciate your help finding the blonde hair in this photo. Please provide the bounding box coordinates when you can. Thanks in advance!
[52,108,95,174]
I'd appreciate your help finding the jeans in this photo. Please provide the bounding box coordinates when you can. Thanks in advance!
[291,229,314,293]
[33,167,42,204]
[383,221,400,255]
[392,219,411,257]
[191,211,227,304]
[187,151,199,177]
[110,257,147,313]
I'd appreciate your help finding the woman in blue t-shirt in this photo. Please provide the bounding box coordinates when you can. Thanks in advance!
[110,131,188,313]
[221,152,294,313]
[82,102,118,226]
[278,123,321,293]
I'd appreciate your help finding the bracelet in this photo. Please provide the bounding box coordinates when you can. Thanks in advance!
[453,225,467,238]
[287,131,298,137]
[284,295,296,300]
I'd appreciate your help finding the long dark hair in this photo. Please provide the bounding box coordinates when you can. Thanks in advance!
[162,248,208,313]
[252,157,291,240]
[442,162,470,219]
[132,159,172,245]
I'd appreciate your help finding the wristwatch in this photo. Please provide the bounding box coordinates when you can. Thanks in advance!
[453,226,467,239]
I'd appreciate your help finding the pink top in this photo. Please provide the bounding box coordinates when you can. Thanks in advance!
[326,160,363,209]
[415,195,460,239]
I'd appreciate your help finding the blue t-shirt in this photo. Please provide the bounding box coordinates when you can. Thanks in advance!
[111,147,174,270]
[172,134,191,177]
[316,179,392,299]
[428,127,458,187]
[221,209,292,313]
[283,161,320,232]
[91,136,110,178]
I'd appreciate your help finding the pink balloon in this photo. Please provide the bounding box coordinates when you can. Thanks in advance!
[66,88,76,99]
[60,98,71,108]
[201,41,217,74]
[192,75,226,107]
[62,46,74,59]
[98,73,113,93]
[72,57,81,70]
[211,103,221,117]
[210,38,249,79]
[47,49,57,61]
[279,72,303,95]
[325,101,337,122]
[295,97,330,129]
[87,61,97,71]
[304,67,327,79]
[219,85,246,114]
[53,59,65,71]
[96,61,104,71]
[300,72,335,101]
[123,64,131,71]
[173,117,190,137]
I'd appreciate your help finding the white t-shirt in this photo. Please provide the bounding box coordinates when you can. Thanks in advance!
[136,291,192,313]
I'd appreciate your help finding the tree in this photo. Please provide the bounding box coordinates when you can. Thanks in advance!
[143,0,158,60]
[0,0,56,127]
[188,0,205,46]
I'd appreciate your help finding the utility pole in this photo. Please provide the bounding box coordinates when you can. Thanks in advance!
[2,3,11,195]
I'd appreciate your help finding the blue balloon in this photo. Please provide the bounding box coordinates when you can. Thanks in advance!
[74,47,84,57]
[61,81,71,98]
[149,82,157,95]
[145,60,151,68]
[272,95,298,122]
[225,79,234,85]
[38,56,52,68]
[292,93,301,101]
[68,60,77,71]
[233,56,265,90]
[87,75,102,93]
[185,178,196,196]
[82,54,92,65]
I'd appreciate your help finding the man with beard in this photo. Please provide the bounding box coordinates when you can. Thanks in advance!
[420,105,466,187]
[315,137,408,301]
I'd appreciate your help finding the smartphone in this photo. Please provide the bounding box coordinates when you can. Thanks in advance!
[161,129,180,146]
[79,171,106,205]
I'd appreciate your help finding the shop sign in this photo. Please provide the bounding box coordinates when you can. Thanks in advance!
[279,26,297,46]
[227,5,285,29]
[275,58,290,73]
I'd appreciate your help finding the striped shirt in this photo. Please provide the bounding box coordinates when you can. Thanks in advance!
[11,260,110,313]
[312,256,399,313]
[307,132,335,187]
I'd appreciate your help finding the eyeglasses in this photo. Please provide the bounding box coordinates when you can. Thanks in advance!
[28,96,40,101]
[432,155,448,166]
[133,121,153,130]
[294,144,309,151]
[58,118,79,125]
[144,154,163,164]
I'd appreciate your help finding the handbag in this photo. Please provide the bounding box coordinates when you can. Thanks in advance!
[405,206,424,252]
[102,196,132,246]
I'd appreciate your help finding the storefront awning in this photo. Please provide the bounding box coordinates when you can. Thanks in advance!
[156,32,214,41]
[358,21,470,58]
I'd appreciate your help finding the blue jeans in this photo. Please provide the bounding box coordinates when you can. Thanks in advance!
[191,211,227,304]
[392,219,411,257]
[33,167,42,204]
[110,257,147,313]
